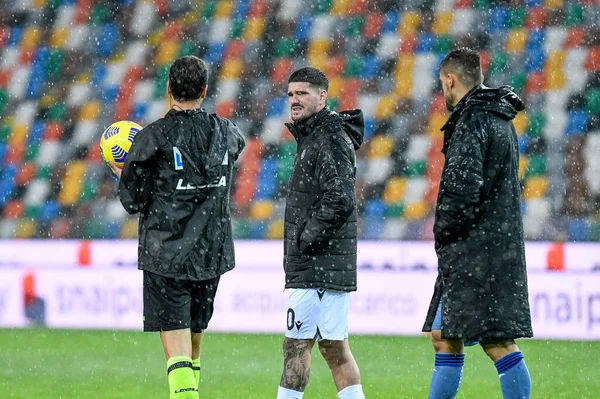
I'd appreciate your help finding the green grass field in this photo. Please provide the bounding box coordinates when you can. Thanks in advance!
[1,329,598,398]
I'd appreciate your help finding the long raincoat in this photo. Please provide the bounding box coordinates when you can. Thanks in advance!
[422,85,533,342]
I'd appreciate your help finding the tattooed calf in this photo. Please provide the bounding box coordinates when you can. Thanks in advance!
[280,338,314,391]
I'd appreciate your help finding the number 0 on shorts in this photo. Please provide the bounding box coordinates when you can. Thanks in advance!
[285,288,350,341]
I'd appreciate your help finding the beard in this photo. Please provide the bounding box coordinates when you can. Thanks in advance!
[445,92,456,111]
[291,103,318,122]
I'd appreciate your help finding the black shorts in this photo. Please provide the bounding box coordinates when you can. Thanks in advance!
[143,271,220,333]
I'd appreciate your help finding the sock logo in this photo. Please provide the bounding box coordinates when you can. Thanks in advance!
[174,388,198,394]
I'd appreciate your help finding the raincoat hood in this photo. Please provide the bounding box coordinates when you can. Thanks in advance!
[442,85,525,132]
[163,108,228,185]
[338,109,365,150]
[440,85,525,154]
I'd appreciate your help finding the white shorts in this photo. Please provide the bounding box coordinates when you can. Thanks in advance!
[285,288,350,341]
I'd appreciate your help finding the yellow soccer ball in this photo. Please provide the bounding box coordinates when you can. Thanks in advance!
[99,121,142,169]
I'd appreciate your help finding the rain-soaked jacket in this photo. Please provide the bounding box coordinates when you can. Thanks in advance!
[118,108,245,281]
[283,107,365,292]
[422,85,533,342]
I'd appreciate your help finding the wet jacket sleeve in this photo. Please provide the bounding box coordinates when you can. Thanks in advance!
[434,119,488,245]
[226,119,246,160]
[118,129,159,214]
[299,133,355,253]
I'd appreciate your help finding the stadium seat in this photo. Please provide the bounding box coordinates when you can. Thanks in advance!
[451,8,475,35]
[567,218,591,241]
[489,7,510,33]
[506,29,528,53]
[399,11,421,35]
[383,177,407,204]
[382,219,407,239]
[404,201,429,221]
[116,217,136,239]
[267,218,284,239]
[544,27,567,52]
[58,161,87,206]
[566,110,589,136]
[363,12,383,39]
[585,47,600,72]
[526,7,547,29]
[523,176,549,199]
[106,199,127,221]
[364,158,393,184]
[564,28,585,49]
[433,11,453,35]
[405,134,431,161]
[585,88,600,115]
[403,177,428,203]
[250,200,274,221]
[23,179,50,207]
[527,155,547,176]
[248,221,267,239]
[368,135,394,159]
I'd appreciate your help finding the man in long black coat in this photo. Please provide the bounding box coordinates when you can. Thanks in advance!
[422,49,533,399]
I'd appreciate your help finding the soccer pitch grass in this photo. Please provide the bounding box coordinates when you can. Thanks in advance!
[1,329,598,398]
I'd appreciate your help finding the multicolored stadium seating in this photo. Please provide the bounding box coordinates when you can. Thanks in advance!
[1,0,599,241]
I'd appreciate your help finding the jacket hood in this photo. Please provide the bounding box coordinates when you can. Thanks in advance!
[440,85,524,155]
[285,107,365,150]
[164,108,227,184]
[338,109,365,150]
[443,85,524,130]
[467,85,525,120]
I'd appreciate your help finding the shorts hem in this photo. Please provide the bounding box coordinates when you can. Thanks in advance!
[317,335,348,341]
[143,324,191,332]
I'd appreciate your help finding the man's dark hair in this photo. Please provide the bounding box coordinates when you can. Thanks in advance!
[168,56,208,101]
[288,67,329,91]
[440,48,482,88]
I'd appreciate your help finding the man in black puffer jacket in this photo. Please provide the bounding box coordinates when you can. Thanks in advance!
[422,49,532,399]
[276,68,366,399]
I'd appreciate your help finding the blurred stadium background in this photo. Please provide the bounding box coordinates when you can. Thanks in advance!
[1,0,600,240]
[1,0,600,398]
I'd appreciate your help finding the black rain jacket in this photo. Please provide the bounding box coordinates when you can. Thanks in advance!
[422,85,533,342]
[283,107,365,292]
[118,108,245,281]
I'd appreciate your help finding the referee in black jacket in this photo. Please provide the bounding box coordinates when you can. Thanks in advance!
[109,56,245,399]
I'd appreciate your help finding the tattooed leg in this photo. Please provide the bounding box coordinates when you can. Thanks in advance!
[279,337,315,391]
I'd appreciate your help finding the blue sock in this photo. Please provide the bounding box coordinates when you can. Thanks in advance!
[427,353,464,399]
[495,351,531,399]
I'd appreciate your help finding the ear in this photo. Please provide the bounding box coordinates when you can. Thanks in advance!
[446,73,456,89]
[201,85,208,99]
[166,81,171,96]
[319,89,327,105]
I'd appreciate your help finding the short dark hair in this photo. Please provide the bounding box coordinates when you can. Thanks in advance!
[440,48,482,88]
[288,67,329,91]
[168,56,208,102]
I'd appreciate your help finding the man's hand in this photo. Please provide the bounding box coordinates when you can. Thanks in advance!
[107,161,122,179]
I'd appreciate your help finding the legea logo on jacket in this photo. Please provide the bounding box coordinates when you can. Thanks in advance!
[173,146,229,191]
[176,176,226,190]
[173,147,184,170]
